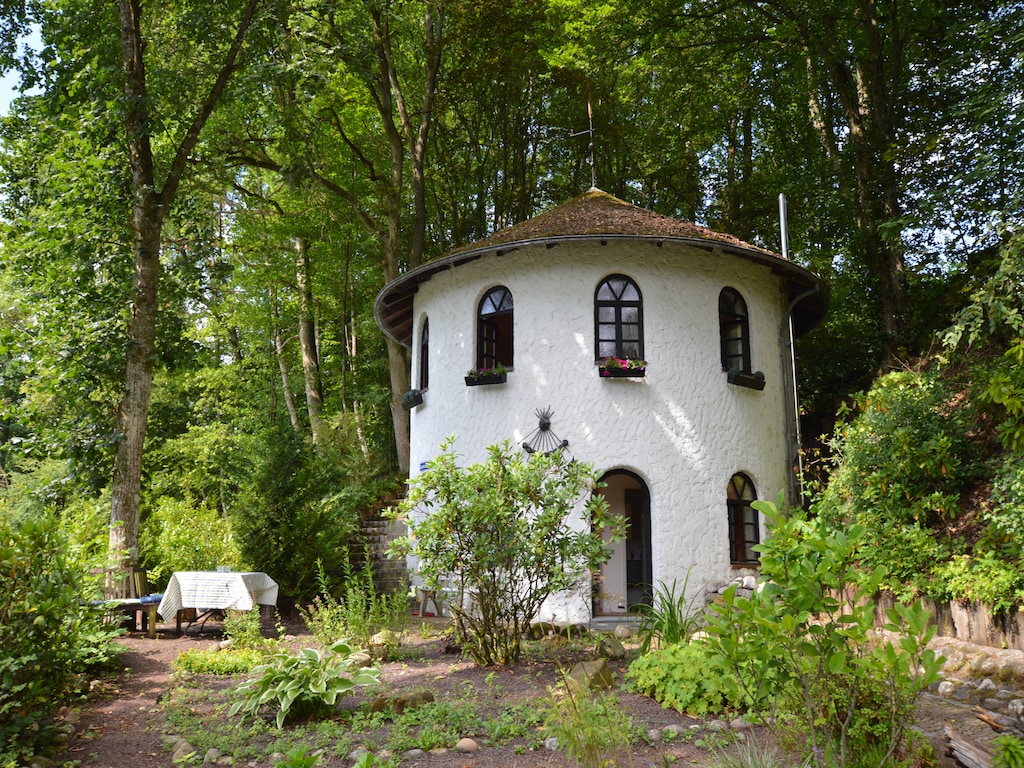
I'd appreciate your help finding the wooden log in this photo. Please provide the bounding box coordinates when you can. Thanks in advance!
[945,724,992,768]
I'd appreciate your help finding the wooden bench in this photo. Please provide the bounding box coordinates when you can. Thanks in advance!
[91,567,162,639]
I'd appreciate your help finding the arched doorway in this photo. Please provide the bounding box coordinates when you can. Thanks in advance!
[594,470,652,615]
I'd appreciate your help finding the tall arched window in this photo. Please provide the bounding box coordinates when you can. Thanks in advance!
[595,274,643,361]
[727,473,760,566]
[477,286,513,370]
[418,317,429,390]
[719,288,750,373]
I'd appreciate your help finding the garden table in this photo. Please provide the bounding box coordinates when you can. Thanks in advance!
[157,571,278,634]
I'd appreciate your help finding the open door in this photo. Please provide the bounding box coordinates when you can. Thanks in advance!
[594,471,652,615]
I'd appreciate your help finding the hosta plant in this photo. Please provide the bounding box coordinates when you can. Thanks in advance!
[229,640,380,728]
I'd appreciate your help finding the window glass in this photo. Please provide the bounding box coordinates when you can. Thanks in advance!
[594,275,644,362]
[477,287,513,370]
[418,318,429,389]
[719,288,751,373]
[727,473,760,565]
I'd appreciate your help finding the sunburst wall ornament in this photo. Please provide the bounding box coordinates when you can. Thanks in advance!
[522,407,569,456]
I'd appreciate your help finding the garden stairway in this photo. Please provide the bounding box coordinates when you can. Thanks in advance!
[358,498,408,597]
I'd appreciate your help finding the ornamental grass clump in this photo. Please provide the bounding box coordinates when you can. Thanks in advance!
[229,640,380,728]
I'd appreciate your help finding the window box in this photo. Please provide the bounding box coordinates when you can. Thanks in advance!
[599,366,646,378]
[465,369,507,386]
[727,369,766,390]
[401,389,424,410]
[598,357,646,378]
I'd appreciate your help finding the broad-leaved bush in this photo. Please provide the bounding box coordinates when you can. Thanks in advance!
[703,499,943,768]
[388,438,624,665]
[229,640,380,728]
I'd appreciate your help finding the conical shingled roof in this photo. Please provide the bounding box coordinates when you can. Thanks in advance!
[375,188,828,346]
[456,188,771,254]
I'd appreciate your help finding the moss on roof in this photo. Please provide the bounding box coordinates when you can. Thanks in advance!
[450,187,773,255]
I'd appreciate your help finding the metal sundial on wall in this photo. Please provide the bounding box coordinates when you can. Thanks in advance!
[521,407,569,456]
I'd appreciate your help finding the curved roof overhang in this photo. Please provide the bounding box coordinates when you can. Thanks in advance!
[375,233,829,347]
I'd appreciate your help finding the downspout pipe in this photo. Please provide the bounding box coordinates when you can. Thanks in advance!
[782,286,821,507]
[778,193,819,507]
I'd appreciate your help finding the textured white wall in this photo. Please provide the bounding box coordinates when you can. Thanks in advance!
[405,239,791,623]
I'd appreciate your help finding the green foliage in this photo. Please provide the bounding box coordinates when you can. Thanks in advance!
[141,497,244,586]
[300,554,408,655]
[979,339,1024,453]
[706,740,787,768]
[933,553,1024,614]
[232,428,375,602]
[543,686,634,768]
[224,608,271,650]
[814,369,978,600]
[229,640,380,729]
[702,498,943,768]
[273,747,320,768]
[993,735,1024,768]
[634,572,704,653]
[0,514,124,765]
[625,640,737,716]
[172,647,265,675]
[389,438,621,666]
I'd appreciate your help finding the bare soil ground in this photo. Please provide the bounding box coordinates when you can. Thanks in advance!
[55,616,766,768]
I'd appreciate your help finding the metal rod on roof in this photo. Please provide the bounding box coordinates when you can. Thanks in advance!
[779,193,790,259]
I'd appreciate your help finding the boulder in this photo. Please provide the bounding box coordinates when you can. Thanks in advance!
[568,659,614,691]
[596,634,626,660]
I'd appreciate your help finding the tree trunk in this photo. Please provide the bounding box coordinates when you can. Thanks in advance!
[109,197,161,567]
[295,236,324,442]
[108,0,259,565]
[273,296,301,434]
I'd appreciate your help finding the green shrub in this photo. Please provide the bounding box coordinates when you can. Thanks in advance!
[0,514,123,765]
[224,608,271,650]
[140,497,243,586]
[993,734,1024,768]
[232,428,368,602]
[543,686,633,768]
[300,554,408,654]
[625,640,737,716]
[229,640,380,728]
[388,438,623,665]
[173,647,265,675]
[702,498,943,768]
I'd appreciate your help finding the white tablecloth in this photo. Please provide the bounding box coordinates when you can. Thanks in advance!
[157,571,279,621]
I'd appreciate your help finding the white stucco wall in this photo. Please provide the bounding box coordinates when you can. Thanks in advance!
[404,239,793,623]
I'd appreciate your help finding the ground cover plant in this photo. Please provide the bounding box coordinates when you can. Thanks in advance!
[149,619,756,768]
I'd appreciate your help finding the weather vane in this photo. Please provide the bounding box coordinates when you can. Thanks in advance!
[570,99,597,190]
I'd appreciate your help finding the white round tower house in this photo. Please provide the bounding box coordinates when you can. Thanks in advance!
[376,189,828,622]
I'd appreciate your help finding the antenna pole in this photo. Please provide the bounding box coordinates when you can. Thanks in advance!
[587,100,596,189]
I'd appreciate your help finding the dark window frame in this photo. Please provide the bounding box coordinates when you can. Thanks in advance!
[719,288,751,374]
[477,286,514,371]
[727,473,760,566]
[594,274,644,362]
[418,317,429,390]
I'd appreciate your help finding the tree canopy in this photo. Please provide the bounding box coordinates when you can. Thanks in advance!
[0,0,1020,596]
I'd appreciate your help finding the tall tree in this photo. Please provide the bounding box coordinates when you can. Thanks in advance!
[1,0,265,565]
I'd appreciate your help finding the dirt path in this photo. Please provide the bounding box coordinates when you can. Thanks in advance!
[59,629,217,768]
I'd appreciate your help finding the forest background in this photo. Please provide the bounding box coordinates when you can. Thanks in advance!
[0,0,1022,609]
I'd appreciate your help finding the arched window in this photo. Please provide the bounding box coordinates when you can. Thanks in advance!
[418,317,429,390]
[719,288,750,373]
[477,286,513,370]
[727,473,760,566]
[595,275,643,362]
